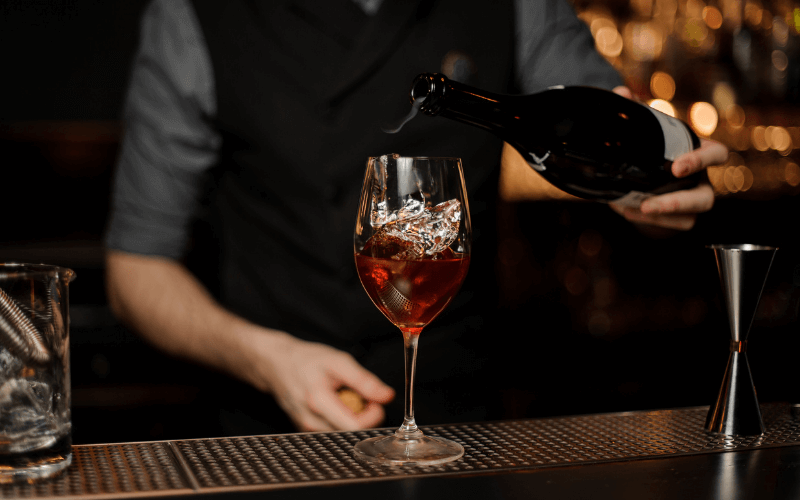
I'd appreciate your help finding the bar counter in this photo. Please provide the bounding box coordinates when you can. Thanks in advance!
[5,403,800,499]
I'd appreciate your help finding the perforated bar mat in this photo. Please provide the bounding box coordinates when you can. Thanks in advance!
[4,404,800,498]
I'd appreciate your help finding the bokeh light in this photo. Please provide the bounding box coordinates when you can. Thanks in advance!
[648,99,677,117]
[625,21,663,61]
[772,50,789,72]
[725,105,746,129]
[712,82,736,112]
[794,8,800,33]
[595,26,624,58]
[723,165,753,192]
[707,166,727,195]
[766,126,792,153]
[744,0,764,27]
[689,102,718,136]
[727,152,745,165]
[723,166,742,192]
[703,6,724,29]
[773,17,789,46]
[738,165,754,191]
[650,71,676,100]
[786,162,800,186]
[682,18,709,47]
[751,126,768,151]
[589,15,617,36]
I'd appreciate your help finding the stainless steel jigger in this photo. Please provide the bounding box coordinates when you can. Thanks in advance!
[705,244,777,436]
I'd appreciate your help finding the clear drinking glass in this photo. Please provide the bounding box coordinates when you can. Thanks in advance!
[0,263,75,483]
[353,155,471,465]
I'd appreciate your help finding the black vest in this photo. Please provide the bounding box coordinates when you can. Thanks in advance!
[190,0,515,360]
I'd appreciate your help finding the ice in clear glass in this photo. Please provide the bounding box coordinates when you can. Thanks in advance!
[0,264,73,483]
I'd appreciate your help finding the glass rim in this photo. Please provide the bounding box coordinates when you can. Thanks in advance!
[0,262,76,281]
[367,155,463,162]
[706,244,777,251]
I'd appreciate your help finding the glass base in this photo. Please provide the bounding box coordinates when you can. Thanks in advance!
[353,432,464,466]
[0,454,72,484]
[0,437,72,484]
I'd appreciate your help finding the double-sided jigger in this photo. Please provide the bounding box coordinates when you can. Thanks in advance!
[705,244,778,436]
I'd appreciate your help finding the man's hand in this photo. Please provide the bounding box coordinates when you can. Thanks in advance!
[498,87,730,227]
[608,138,727,230]
[106,250,394,434]
[248,334,395,432]
[608,86,729,231]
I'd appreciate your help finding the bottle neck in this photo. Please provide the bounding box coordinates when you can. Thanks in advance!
[411,73,516,133]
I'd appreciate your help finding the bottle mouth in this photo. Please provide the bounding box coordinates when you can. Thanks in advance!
[409,73,444,115]
[410,75,435,103]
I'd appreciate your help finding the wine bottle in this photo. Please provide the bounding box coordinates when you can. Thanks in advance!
[409,73,701,205]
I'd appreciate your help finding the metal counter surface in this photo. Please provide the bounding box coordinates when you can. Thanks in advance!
[4,404,800,499]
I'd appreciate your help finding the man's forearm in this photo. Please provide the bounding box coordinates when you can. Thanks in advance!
[104,249,396,431]
[104,250,286,392]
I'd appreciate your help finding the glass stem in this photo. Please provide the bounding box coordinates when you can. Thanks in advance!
[396,328,423,440]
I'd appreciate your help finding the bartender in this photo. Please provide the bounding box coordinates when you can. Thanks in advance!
[104,0,727,434]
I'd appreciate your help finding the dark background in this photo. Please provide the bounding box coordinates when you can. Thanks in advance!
[0,0,798,445]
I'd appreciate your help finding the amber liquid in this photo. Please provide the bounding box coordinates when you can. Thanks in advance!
[355,247,469,332]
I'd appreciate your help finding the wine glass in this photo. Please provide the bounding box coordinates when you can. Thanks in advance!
[353,155,471,466]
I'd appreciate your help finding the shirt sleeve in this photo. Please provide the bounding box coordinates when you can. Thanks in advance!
[104,0,220,260]
[514,0,624,93]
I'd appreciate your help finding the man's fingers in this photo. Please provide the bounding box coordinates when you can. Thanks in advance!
[609,181,713,231]
[330,354,395,404]
[307,389,365,431]
[640,182,714,215]
[306,392,388,432]
[354,402,387,428]
[275,391,336,432]
[672,138,729,178]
